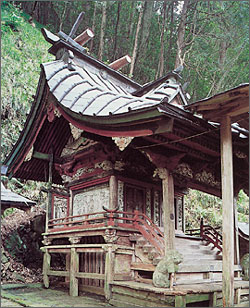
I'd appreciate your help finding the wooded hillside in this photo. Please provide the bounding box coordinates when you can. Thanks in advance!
[1,1,249,227]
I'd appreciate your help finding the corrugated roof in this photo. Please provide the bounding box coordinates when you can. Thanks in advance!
[42,60,186,117]
[238,222,249,238]
[1,183,36,207]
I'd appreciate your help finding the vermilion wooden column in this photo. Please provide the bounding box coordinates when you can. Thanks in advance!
[220,116,234,307]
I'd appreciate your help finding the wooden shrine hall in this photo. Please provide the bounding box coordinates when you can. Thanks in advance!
[4,25,249,307]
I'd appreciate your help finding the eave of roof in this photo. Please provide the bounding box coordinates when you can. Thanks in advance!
[185,84,249,126]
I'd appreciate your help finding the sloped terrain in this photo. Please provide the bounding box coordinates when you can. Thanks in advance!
[1,208,45,284]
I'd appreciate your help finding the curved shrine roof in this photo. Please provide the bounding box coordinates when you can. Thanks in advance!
[42,59,186,117]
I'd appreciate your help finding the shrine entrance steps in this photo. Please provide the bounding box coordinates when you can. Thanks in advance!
[130,233,242,285]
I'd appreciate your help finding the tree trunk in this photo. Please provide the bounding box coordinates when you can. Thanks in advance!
[89,1,97,52]
[129,3,145,77]
[98,2,107,61]
[139,1,154,58]
[156,0,167,79]
[165,2,174,72]
[112,1,122,61]
[175,0,190,69]
[127,1,135,40]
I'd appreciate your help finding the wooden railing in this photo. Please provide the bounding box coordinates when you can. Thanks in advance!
[186,219,222,252]
[48,209,164,255]
[200,219,222,252]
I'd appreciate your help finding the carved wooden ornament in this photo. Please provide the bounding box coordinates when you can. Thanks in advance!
[153,167,168,180]
[103,228,118,243]
[24,146,34,162]
[112,137,134,151]
[69,122,83,140]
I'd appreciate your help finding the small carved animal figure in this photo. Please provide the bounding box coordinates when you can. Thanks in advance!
[153,250,183,288]
[240,253,249,280]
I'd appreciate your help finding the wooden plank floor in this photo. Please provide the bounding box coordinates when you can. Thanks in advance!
[112,280,249,295]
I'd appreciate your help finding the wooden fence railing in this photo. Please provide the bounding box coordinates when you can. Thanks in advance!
[186,219,222,252]
[48,209,164,255]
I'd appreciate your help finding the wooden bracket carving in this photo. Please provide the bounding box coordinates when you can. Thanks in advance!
[153,167,168,180]
[42,236,52,246]
[69,236,81,244]
[103,228,118,244]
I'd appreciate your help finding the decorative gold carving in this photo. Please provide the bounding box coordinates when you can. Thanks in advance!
[24,146,34,162]
[54,108,61,118]
[69,236,81,244]
[114,161,125,171]
[61,166,95,183]
[103,228,118,243]
[42,236,52,246]
[61,137,97,157]
[154,190,160,226]
[112,136,134,151]
[69,122,83,140]
[53,196,67,219]
[95,160,113,171]
[73,184,109,216]
[61,175,72,183]
[117,180,124,211]
[174,163,193,178]
[153,167,168,180]
[195,170,220,188]
[146,188,152,219]
[235,151,247,159]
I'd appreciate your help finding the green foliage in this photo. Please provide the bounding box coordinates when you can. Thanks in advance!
[185,189,249,230]
[237,190,249,223]
[1,3,53,162]
[1,208,16,220]
[184,189,222,230]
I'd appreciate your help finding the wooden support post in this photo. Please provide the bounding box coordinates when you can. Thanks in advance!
[65,253,70,283]
[234,196,240,269]
[158,168,175,253]
[69,248,79,297]
[109,175,118,210]
[175,295,186,307]
[220,116,234,307]
[235,288,241,305]
[43,250,51,288]
[209,292,217,307]
[45,152,53,233]
[104,245,115,300]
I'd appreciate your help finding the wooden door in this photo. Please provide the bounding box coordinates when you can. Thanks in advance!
[124,185,145,213]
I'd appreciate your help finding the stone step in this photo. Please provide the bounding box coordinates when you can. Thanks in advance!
[180,252,222,260]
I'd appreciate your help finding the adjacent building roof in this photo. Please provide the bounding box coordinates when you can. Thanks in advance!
[1,182,36,209]
[238,222,249,240]
[185,84,249,131]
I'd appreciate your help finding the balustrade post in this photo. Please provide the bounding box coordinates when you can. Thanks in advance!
[200,218,204,238]
[134,210,139,228]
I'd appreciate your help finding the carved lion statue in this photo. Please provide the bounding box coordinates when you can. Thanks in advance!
[240,253,249,280]
[153,250,183,288]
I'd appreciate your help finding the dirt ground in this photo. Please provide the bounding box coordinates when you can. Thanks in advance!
[1,283,112,307]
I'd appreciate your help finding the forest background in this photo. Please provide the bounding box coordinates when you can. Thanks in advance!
[1,1,249,229]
